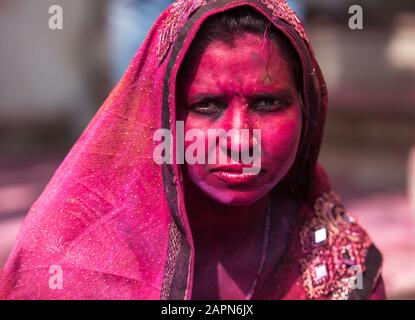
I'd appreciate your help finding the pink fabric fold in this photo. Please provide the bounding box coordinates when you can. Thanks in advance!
[1,0,383,300]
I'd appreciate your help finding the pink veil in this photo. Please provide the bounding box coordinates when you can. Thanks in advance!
[1,0,382,300]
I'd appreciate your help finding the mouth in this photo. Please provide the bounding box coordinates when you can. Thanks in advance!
[209,165,263,184]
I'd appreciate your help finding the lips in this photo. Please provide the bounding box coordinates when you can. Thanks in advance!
[209,165,262,184]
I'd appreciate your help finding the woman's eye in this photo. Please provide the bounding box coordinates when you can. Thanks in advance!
[252,98,288,112]
[191,101,223,115]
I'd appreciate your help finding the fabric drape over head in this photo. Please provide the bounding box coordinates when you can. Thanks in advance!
[1,0,383,300]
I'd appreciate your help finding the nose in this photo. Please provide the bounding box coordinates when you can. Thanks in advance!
[219,127,258,155]
[218,103,258,157]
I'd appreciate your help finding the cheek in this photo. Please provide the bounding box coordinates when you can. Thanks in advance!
[183,119,210,176]
[261,108,303,167]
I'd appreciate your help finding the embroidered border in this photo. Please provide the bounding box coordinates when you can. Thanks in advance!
[158,0,209,63]
[300,192,372,300]
[157,0,309,64]
[260,0,309,42]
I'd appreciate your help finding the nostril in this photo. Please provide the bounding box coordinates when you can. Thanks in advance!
[218,129,256,154]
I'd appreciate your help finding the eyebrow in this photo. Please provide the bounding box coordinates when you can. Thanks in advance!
[187,93,227,105]
[246,90,293,100]
[187,89,294,104]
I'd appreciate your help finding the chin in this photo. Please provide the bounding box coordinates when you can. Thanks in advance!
[202,187,268,206]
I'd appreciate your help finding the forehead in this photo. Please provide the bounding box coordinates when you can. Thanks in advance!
[178,33,296,92]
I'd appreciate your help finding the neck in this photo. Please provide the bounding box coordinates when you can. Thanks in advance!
[183,176,298,299]
[184,178,270,255]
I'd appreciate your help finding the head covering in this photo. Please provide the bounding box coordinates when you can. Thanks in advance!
[1,0,382,300]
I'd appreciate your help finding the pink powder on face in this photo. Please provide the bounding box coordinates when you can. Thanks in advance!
[177,33,302,206]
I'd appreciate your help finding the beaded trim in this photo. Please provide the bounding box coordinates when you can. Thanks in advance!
[260,0,309,42]
[158,0,209,63]
[157,0,308,64]
[300,192,372,300]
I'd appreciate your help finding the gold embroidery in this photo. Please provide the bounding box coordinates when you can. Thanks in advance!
[160,221,182,299]
[260,0,309,42]
[158,0,209,63]
[300,192,371,299]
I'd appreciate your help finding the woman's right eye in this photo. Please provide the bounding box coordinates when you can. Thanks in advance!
[190,101,223,115]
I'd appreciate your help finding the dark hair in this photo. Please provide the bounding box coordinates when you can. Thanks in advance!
[185,6,302,90]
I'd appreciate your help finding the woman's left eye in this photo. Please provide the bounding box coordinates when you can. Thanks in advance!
[252,98,288,112]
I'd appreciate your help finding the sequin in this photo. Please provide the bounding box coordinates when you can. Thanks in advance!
[314,227,327,244]
[315,264,328,280]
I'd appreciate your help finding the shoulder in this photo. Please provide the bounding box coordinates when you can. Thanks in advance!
[298,192,383,300]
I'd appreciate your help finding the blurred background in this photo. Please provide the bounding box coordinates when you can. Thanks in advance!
[0,0,414,299]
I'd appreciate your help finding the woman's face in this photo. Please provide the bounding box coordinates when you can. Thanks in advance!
[177,33,302,206]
